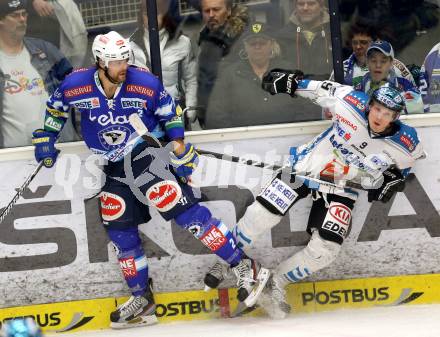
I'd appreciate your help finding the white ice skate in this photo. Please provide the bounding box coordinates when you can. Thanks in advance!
[110,283,158,329]
[232,257,270,307]
[257,274,291,319]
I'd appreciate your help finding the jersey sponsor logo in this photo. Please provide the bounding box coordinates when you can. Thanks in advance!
[319,159,349,179]
[343,95,366,111]
[126,84,154,97]
[121,98,145,109]
[64,85,93,98]
[53,88,62,99]
[335,123,351,141]
[146,180,182,212]
[99,192,126,221]
[119,257,137,278]
[72,68,89,73]
[400,135,415,151]
[328,134,378,176]
[116,39,125,46]
[71,97,100,109]
[200,226,227,252]
[91,110,130,126]
[335,113,358,130]
[44,116,63,132]
[302,287,390,305]
[329,204,352,225]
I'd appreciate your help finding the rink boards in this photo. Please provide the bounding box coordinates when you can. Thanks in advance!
[0,273,439,333]
[1,116,440,332]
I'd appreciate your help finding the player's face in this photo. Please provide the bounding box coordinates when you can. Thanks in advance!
[201,0,231,31]
[368,101,395,133]
[244,37,273,65]
[367,51,393,82]
[295,0,322,25]
[0,9,28,39]
[351,33,372,64]
[106,59,129,83]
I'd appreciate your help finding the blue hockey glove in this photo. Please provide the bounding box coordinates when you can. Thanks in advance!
[32,129,59,168]
[170,143,199,184]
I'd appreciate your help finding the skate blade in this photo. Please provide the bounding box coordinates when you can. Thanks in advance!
[230,301,258,318]
[110,314,158,329]
[204,285,212,292]
[244,267,270,307]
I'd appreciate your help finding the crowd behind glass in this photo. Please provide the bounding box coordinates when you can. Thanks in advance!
[1,0,440,148]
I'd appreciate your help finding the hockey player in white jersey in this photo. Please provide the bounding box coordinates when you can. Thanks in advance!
[204,69,425,319]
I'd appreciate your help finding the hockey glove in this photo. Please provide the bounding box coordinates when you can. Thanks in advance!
[367,167,405,203]
[32,129,59,168]
[170,143,199,184]
[262,69,304,97]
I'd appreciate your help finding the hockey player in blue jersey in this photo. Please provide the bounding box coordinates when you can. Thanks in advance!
[204,69,425,319]
[31,31,269,329]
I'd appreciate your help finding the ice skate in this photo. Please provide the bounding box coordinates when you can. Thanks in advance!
[232,257,270,307]
[257,273,291,319]
[204,261,231,291]
[110,280,157,329]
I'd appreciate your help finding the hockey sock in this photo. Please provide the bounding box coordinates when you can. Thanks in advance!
[107,227,149,296]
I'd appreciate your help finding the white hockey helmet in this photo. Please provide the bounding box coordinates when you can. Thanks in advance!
[92,31,131,67]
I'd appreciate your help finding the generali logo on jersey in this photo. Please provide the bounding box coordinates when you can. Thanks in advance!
[64,85,93,98]
[126,85,154,97]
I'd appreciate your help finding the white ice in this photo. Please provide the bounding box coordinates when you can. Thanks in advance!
[47,304,440,337]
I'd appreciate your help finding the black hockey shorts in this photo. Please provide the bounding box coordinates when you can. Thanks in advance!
[99,142,200,230]
[307,192,355,245]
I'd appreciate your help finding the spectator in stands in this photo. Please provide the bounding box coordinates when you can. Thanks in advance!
[196,0,249,127]
[420,42,440,112]
[331,23,415,86]
[131,0,198,126]
[277,0,332,80]
[0,0,76,148]
[205,22,321,129]
[355,40,424,114]
[26,0,87,67]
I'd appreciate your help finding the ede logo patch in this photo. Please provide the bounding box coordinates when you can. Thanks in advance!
[329,204,351,225]
[146,181,182,212]
[100,192,126,221]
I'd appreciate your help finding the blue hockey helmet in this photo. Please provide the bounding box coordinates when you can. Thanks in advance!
[1,318,42,337]
[370,85,405,120]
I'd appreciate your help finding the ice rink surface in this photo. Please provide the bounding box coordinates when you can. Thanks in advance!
[48,304,440,337]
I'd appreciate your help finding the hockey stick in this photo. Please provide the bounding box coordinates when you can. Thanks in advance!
[128,113,370,192]
[0,161,44,224]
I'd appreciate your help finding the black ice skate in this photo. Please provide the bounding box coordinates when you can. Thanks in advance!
[110,279,157,329]
[257,273,291,319]
[203,261,231,291]
[231,257,270,307]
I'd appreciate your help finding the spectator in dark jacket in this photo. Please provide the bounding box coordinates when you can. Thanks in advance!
[205,22,321,129]
[0,0,74,148]
[196,0,249,126]
[277,0,332,80]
